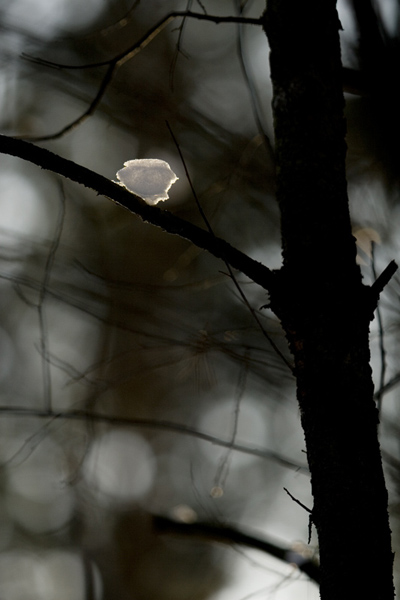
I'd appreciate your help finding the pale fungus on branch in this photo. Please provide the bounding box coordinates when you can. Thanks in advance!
[116,158,178,205]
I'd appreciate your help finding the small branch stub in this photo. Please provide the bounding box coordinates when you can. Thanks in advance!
[370,260,398,306]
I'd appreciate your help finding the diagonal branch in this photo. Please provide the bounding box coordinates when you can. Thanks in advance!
[369,259,398,307]
[153,515,320,584]
[0,134,275,291]
[22,11,262,141]
[0,405,308,472]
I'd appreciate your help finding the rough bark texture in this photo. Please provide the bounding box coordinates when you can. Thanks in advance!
[263,1,394,598]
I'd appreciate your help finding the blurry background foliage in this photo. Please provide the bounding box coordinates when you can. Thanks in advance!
[0,0,399,599]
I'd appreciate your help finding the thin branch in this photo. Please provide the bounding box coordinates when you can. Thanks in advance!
[166,121,213,234]
[20,19,364,141]
[166,122,292,371]
[0,135,275,292]
[168,0,197,91]
[0,261,285,387]
[49,9,262,71]
[23,12,261,71]
[38,182,66,412]
[283,487,312,513]
[0,406,308,473]
[284,487,313,544]
[22,11,262,140]
[153,515,320,584]
[24,63,116,142]
[371,243,387,417]
[213,350,249,491]
[235,0,275,160]
[370,260,398,307]
[374,371,400,399]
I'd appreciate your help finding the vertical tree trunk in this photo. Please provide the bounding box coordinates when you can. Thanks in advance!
[263,1,394,598]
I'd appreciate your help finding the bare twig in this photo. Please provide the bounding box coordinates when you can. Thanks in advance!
[284,487,313,544]
[168,0,200,90]
[371,243,387,417]
[235,0,275,161]
[38,182,66,412]
[283,487,312,513]
[153,515,319,584]
[370,259,398,305]
[213,350,249,491]
[166,121,292,371]
[374,371,400,399]
[22,11,262,141]
[0,405,308,472]
[24,63,115,142]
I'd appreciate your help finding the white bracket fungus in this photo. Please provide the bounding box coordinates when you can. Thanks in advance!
[116,159,178,206]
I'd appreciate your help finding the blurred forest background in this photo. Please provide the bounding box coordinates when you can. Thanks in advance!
[0,0,399,598]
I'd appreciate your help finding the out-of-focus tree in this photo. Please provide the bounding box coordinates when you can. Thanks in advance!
[0,1,398,599]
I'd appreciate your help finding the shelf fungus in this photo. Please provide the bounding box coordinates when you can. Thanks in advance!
[116,159,178,206]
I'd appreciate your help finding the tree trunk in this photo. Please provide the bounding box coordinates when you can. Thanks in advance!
[263,1,394,598]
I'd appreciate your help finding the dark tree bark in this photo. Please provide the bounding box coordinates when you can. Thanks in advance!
[263,1,394,598]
